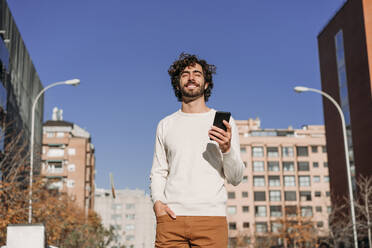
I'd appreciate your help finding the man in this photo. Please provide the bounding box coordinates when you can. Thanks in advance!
[150,53,244,248]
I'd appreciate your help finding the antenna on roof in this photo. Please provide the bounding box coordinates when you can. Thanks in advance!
[110,172,116,199]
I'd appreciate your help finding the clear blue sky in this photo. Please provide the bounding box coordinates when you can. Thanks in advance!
[8,0,344,191]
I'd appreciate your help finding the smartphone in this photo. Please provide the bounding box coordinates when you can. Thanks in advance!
[210,111,231,140]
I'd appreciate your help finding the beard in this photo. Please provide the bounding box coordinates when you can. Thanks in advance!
[180,81,206,100]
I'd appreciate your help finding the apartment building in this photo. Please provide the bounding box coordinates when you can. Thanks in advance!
[94,188,156,248]
[226,118,331,247]
[41,107,95,212]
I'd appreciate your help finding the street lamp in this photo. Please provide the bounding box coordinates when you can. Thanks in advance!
[294,86,358,248]
[28,79,80,224]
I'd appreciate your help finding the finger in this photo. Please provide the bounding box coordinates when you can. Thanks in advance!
[209,130,228,142]
[211,125,226,135]
[209,133,224,145]
[223,120,232,133]
[166,207,176,219]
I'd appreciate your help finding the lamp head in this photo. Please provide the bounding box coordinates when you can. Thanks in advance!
[65,79,80,86]
[294,86,309,93]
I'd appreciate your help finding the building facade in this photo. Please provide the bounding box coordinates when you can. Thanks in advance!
[226,119,331,247]
[41,108,95,212]
[317,0,372,203]
[94,188,156,248]
[0,0,44,177]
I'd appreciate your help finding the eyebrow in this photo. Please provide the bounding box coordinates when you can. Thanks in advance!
[181,70,203,74]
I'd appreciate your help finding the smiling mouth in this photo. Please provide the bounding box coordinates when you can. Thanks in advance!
[185,83,199,89]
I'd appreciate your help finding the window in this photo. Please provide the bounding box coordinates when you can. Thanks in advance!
[285,206,297,217]
[47,161,63,173]
[242,206,249,213]
[240,147,247,153]
[56,132,64,138]
[68,148,76,155]
[47,149,64,157]
[311,146,318,153]
[229,222,237,230]
[254,191,266,201]
[323,162,328,168]
[282,147,294,157]
[269,190,281,201]
[268,161,280,171]
[242,191,248,198]
[227,206,237,215]
[300,191,312,201]
[126,235,135,241]
[67,179,75,188]
[316,206,322,212]
[67,164,75,172]
[313,176,320,183]
[111,214,122,221]
[299,176,310,187]
[252,146,264,157]
[301,206,313,217]
[326,191,330,197]
[314,191,321,197]
[269,176,280,186]
[253,161,264,172]
[243,222,250,228]
[296,146,309,156]
[112,203,122,210]
[228,192,236,199]
[327,206,332,213]
[267,147,279,158]
[255,222,268,233]
[283,161,294,171]
[313,162,319,168]
[46,132,55,138]
[126,214,135,220]
[242,176,248,183]
[284,191,296,201]
[324,176,330,182]
[298,162,309,171]
[253,176,265,186]
[125,224,135,231]
[243,161,247,168]
[270,206,282,217]
[317,221,324,228]
[255,206,267,217]
[126,203,135,209]
[284,176,295,186]
[322,146,327,153]
[271,222,282,233]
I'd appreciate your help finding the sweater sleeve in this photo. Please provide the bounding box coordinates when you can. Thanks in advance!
[222,117,244,186]
[149,121,168,204]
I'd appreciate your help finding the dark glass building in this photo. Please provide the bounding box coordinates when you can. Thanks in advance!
[317,0,372,203]
[0,0,44,177]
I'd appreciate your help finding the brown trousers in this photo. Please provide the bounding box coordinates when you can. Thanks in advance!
[155,215,228,248]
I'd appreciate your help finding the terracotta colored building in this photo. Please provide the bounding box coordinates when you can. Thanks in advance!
[317,0,372,203]
[226,118,331,247]
[41,108,95,212]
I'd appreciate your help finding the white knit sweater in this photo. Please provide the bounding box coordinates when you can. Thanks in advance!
[150,109,244,216]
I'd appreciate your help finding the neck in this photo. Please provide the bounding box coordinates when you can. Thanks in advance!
[181,96,210,113]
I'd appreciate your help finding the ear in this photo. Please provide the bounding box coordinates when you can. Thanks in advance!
[204,82,209,90]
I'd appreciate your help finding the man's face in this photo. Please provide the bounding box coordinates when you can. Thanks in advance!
[179,63,208,101]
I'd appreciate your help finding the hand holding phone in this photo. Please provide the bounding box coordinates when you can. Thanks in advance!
[209,111,231,140]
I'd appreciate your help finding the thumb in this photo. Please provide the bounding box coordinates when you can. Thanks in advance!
[166,207,176,219]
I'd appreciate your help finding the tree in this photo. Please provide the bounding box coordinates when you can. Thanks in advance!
[0,122,121,247]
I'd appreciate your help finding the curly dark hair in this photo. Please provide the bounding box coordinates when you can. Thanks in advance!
[168,52,216,102]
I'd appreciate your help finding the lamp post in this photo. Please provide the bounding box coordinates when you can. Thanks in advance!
[294,86,358,248]
[28,79,80,224]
